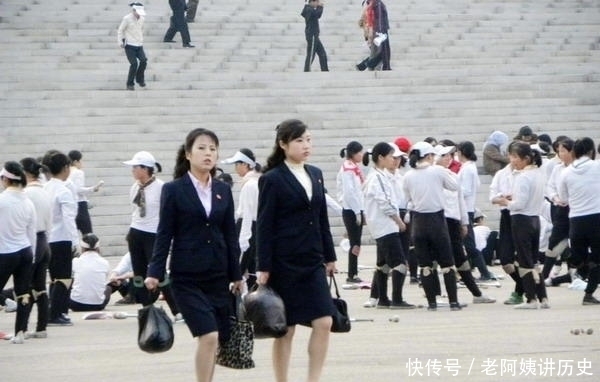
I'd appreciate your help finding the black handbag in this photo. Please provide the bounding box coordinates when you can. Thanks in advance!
[243,285,288,339]
[216,294,255,369]
[137,305,174,353]
[330,275,351,333]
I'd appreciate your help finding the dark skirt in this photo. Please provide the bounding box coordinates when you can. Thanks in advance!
[269,259,335,326]
[170,274,232,342]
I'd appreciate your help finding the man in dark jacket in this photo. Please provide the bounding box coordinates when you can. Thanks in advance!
[302,0,328,72]
[163,0,194,47]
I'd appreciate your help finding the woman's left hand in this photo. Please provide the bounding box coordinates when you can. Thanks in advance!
[325,262,337,276]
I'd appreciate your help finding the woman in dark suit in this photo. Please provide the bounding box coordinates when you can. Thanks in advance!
[256,119,337,382]
[145,128,243,382]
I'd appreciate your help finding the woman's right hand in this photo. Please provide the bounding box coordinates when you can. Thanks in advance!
[144,277,159,291]
[256,271,270,285]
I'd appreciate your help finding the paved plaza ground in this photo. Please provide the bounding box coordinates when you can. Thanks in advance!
[1,246,599,382]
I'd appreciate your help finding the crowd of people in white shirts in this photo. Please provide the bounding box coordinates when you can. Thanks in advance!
[1,129,599,344]
[336,127,600,310]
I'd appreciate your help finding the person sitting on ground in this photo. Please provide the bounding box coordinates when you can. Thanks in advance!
[107,252,136,305]
[473,208,498,266]
[69,233,111,312]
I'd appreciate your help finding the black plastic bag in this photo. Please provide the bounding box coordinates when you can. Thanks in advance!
[216,294,255,369]
[138,305,174,353]
[330,276,351,333]
[243,285,288,339]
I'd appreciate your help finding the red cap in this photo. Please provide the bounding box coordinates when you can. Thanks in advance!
[394,137,412,154]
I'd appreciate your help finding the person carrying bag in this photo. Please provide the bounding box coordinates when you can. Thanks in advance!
[216,294,255,369]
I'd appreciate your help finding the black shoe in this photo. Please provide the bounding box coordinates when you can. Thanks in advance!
[163,39,176,43]
[183,43,195,48]
[138,82,146,88]
[126,85,134,91]
[410,277,419,285]
[60,313,72,322]
[346,276,362,283]
[450,302,463,311]
[391,301,416,310]
[376,299,391,309]
[427,303,437,311]
[356,63,367,71]
[48,317,73,326]
[115,295,136,305]
[583,294,600,305]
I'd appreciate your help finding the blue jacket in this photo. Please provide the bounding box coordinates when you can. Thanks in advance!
[256,163,336,273]
[148,173,242,282]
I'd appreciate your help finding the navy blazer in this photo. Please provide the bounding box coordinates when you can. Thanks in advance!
[148,173,242,282]
[256,163,336,272]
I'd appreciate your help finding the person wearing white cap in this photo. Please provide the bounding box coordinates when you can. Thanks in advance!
[42,151,79,326]
[363,142,414,309]
[123,151,165,306]
[69,233,111,312]
[222,148,262,290]
[435,145,496,305]
[403,141,462,311]
[0,161,36,344]
[117,2,147,90]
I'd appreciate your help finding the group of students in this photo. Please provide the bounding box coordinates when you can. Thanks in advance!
[334,126,600,314]
[336,136,498,311]
[486,128,600,307]
[0,150,105,343]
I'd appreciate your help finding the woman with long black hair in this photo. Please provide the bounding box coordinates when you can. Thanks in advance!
[146,128,243,382]
[256,119,336,382]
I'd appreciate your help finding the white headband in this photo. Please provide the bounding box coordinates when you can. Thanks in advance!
[80,239,100,249]
[0,168,21,181]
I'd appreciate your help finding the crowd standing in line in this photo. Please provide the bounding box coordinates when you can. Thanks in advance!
[0,124,599,382]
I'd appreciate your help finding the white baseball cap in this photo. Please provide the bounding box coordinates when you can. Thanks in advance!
[387,142,404,157]
[411,141,436,157]
[123,151,156,167]
[221,151,256,167]
[434,144,455,157]
[131,3,146,16]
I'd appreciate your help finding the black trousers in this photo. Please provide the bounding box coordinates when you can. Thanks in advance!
[497,209,516,265]
[511,214,540,269]
[549,204,570,250]
[375,233,405,269]
[569,213,600,295]
[0,247,34,333]
[127,228,157,306]
[76,201,93,235]
[28,232,50,332]
[237,219,257,289]
[342,209,363,278]
[304,34,328,72]
[411,210,455,268]
[164,0,191,45]
[124,45,147,87]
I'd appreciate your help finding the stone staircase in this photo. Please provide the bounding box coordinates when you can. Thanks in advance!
[1,0,599,255]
